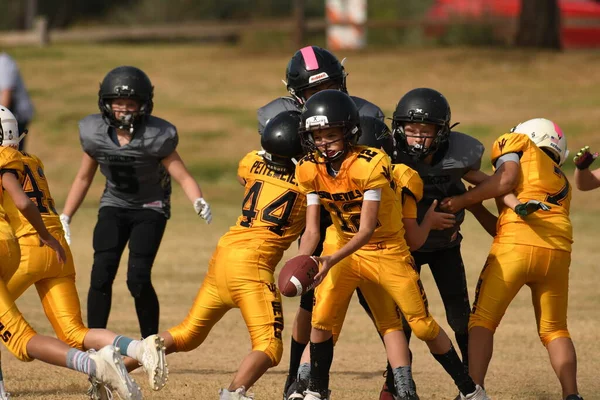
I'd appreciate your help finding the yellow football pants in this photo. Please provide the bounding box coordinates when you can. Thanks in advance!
[168,245,284,365]
[470,243,571,346]
[314,240,440,342]
[0,237,37,361]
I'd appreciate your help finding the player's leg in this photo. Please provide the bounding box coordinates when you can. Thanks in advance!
[126,209,167,338]
[284,211,331,398]
[228,260,284,394]
[88,207,130,330]
[468,243,527,389]
[529,248,580,398]
[305,250,358,400]
[0,238,141,399]
[428,246,471,368]
[357,281,417,399]
[379,247,479,398]
[399,251,426,345]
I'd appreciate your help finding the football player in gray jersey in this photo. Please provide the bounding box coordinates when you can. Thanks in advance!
[60,66,212,340]
[259,46,391,400]
[391,88,496,399]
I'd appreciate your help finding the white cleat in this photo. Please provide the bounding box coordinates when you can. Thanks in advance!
[303,390,327,400]
[87,377,113,400]
[137,334,168,391]
[219,386,254,400]
[460,385,490,400]
[89,345,142,400]
[0,392,10,400]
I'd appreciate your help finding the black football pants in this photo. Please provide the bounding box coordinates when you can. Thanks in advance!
[88,206,167,338]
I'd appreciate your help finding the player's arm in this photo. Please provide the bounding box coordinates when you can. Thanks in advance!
[573,146,600,191]
[298,200,321,257]
[440,160,520,213]
[162,150,212,223]
[314,191,380,282]
[62,152,99,219]
[2,172,66,262]
[403,199,455,251]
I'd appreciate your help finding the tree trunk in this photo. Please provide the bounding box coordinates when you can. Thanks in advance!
[515,0,562,49]
[293,0,306,50]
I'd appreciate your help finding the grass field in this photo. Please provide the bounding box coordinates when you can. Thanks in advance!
[1,43,599,399]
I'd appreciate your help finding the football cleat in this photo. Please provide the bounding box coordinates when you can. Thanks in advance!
[565,395,583,400]
[460,385,490,400]
[380,382,395,400]
[0,392,10,400]
[89,345,142,400]
[303,390,328,400]
[137,334,168,390]
[286,379,306,400]
[87,377,113,400]
[219,386,254,400]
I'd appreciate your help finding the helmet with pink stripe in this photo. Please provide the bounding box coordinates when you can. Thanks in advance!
[511,118,569,166]
[285,46,347,104]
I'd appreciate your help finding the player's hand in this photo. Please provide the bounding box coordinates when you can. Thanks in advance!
[573,146,598,170]
[40,234,66,264]
[59,214,71,245]
[514,200,551,217]
[313,255,336,286]
[440,196,465,214]
[193,198,212,224]
[424,200,456,230]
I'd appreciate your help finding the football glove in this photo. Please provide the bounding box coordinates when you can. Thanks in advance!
[59,214,72,245]
[193,198,212,224]
[573,146,598,170]
[514,200,551,217]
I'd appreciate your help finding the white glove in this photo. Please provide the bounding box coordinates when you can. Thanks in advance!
[59,214,72,245]
[193,198,212,224]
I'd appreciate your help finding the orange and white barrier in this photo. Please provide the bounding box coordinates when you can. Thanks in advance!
[326,0,367,50]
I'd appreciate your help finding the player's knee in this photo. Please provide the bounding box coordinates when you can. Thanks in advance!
[167,325,206,353]
[126,279,154,298]
[89,263,118,292]
[539,329,570,347]
[299,290,315,312]
[253,336,283,367]
[447,309,470,334]
[58,326,89,350]
[408,318,440,342]
[468,313,498,333]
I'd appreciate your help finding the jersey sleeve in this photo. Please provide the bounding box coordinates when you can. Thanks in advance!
[237,152,257,181]
[0,147,24,180]
[491,133,529,169]
[363,153,393,192]
[393,164,423,219]
[153,125,179,158]
[78,116,99,157]
[295,157,318,195]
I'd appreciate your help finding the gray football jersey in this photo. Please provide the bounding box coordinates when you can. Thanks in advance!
[79,114,179,218]
[257,95,385,134]
[396,131,484,252]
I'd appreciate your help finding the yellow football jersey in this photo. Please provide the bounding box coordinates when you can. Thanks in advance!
[296,146,408,247]
[218,151,307,260]
[3,152,61,238]
[392,163,423,219]
[491,133,572,251]
[0,146,24,240]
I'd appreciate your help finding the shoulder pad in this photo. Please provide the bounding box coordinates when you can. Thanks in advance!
[393,164,423,202]
[350,96,385,121]
[78,114,107,156]
[238,151,261,179]
[0,146,24,178]
[257,96,300,135]
[141,116,179,158]
[446,131,485,170]
[351,147,392,189]
[491,133,529,166]
[295,155,319,195]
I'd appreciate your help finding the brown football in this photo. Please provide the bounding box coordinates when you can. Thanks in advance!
[278,255,319,297]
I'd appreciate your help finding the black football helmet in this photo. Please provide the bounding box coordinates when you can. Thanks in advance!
[260,111,303,173]
[286,46,347,104]
[357,116,395,158]
[299,89,361,163]
[392,88,455,160]
[98,66,154,132]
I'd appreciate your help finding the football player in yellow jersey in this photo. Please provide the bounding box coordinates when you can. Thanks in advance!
[0,107,168,399]
[123,111,307,400]
[440,118,582,400]
[0,111,143,400]
[573,145,600,191]
[294,90,487,400]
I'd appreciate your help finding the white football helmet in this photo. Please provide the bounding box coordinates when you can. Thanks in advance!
[511,118,569,166]
[0,106,24,147]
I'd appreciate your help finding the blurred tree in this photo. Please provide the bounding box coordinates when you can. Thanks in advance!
[515,0,561,49]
